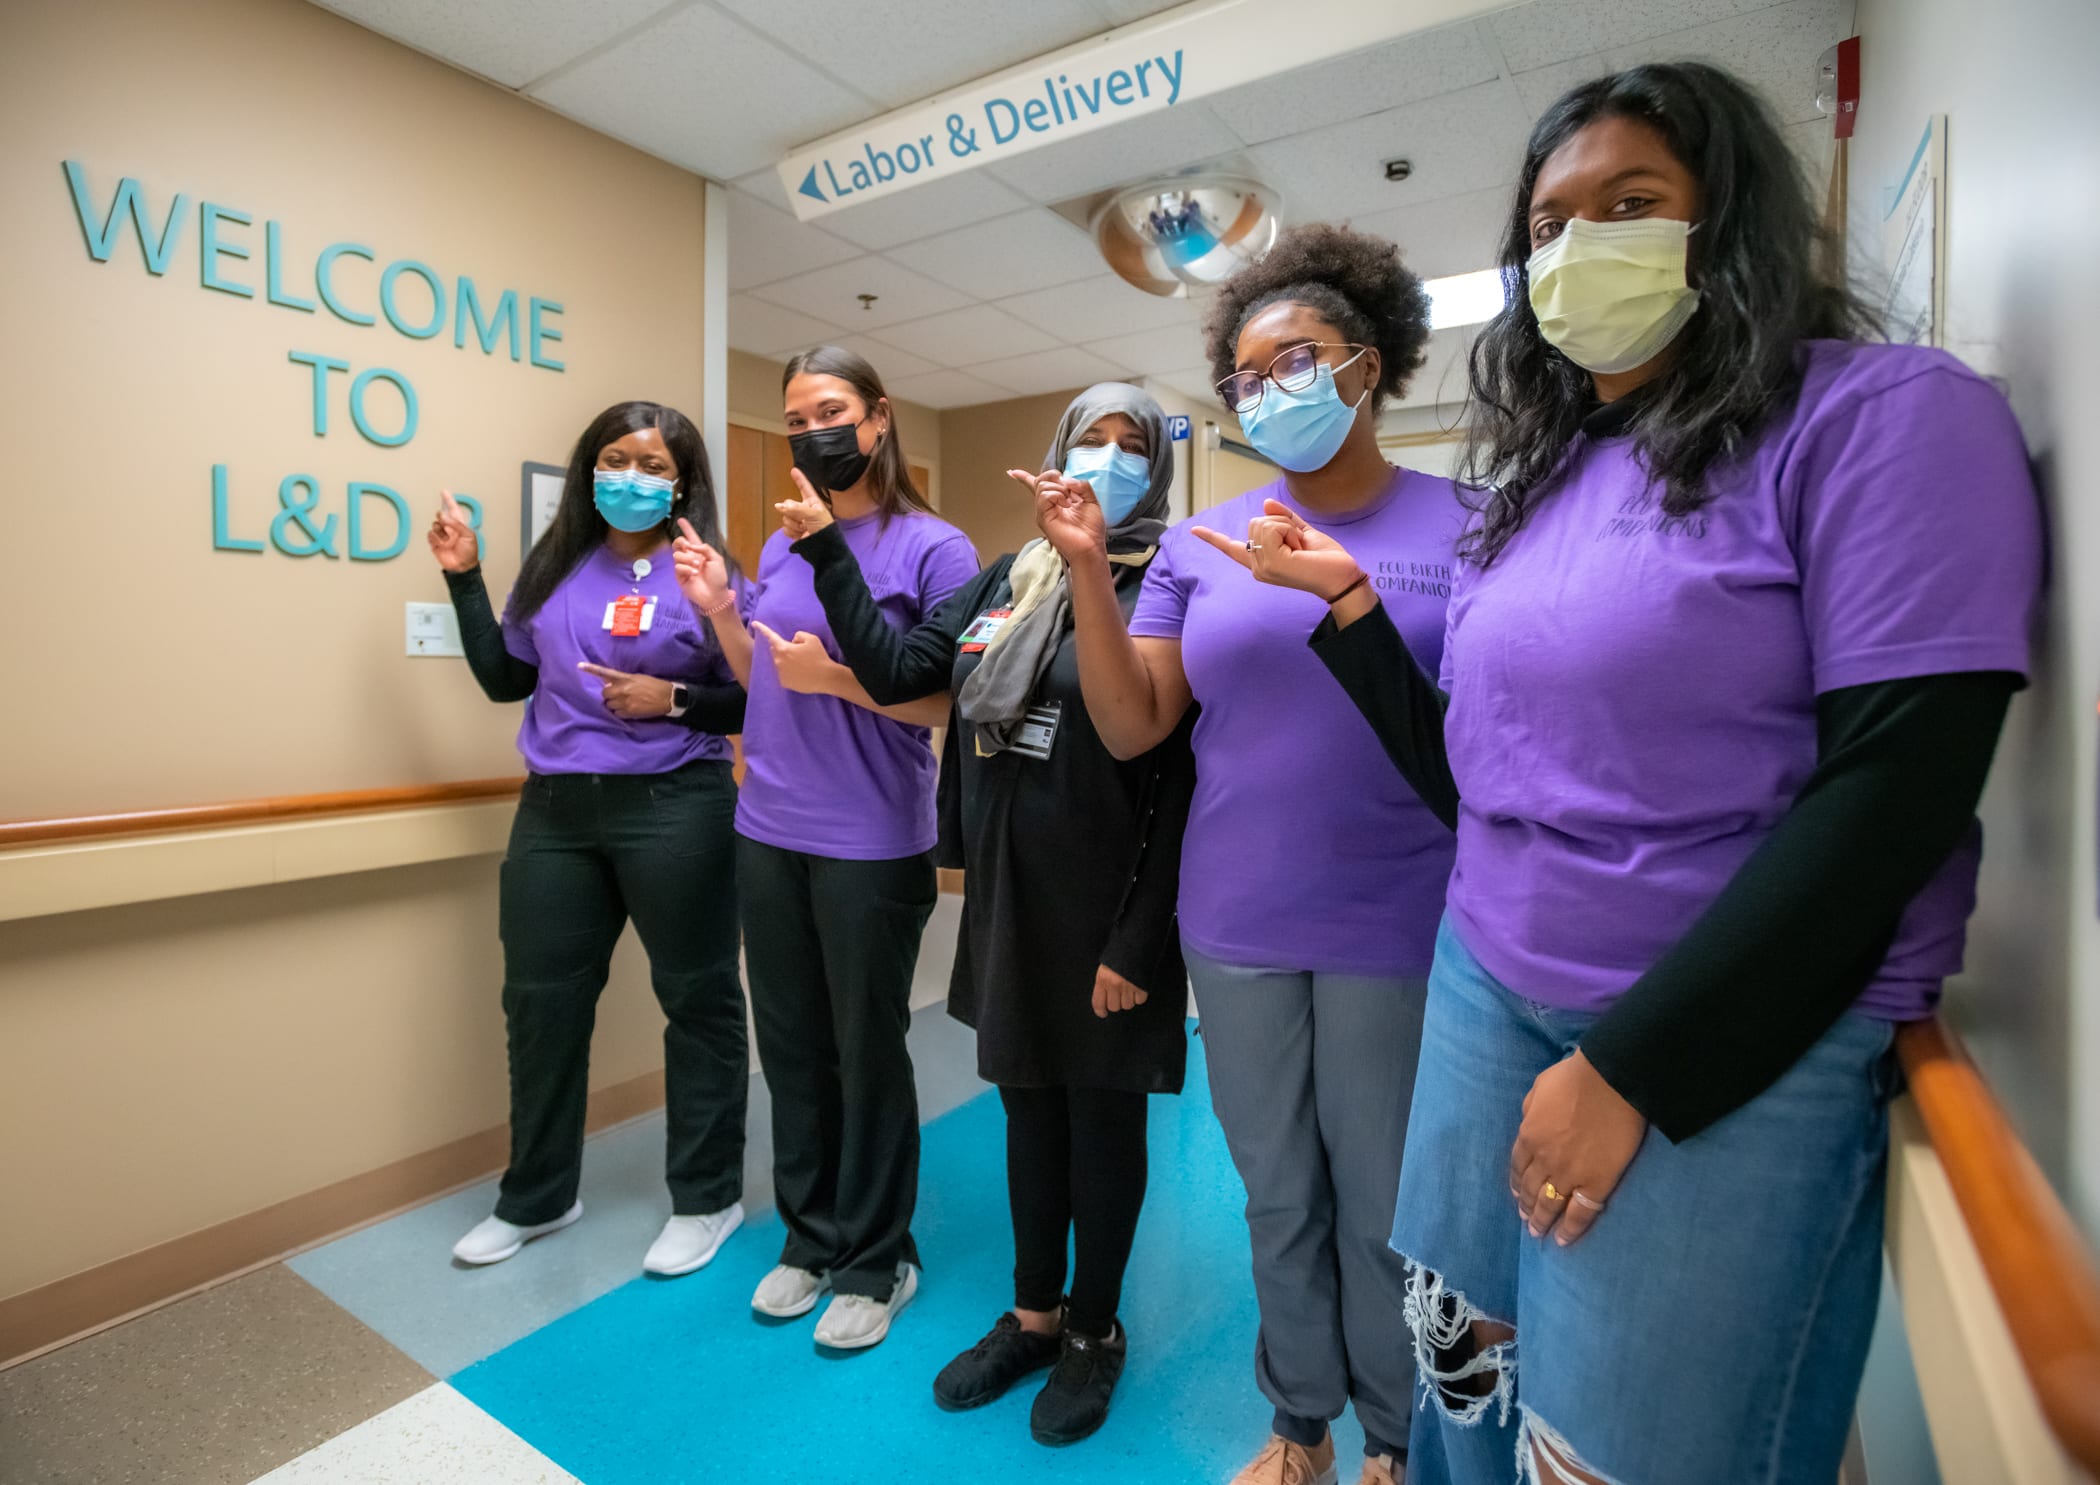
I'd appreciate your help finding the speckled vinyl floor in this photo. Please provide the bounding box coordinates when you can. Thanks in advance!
[0,1002,1355,1484]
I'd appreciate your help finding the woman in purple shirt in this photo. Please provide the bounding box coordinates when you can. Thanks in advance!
[430,400,753,1281]
[1206,64,2043,1485]
[673,346,978,1352]
[1047,225,1459,1485]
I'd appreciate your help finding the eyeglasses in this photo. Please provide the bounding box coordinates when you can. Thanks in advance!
[1215,342,1368,415]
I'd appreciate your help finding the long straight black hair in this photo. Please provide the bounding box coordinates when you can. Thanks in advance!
[1458,62,1877,566]
[510,400,733,623]
[780,345,932,519]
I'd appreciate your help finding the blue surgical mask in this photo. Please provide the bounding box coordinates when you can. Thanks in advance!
[1063,443,1153,526]
[593,468,675,532]
[1238,357,1369,473]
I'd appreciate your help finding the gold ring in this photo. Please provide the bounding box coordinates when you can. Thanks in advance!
[1540,1181,1564,1202]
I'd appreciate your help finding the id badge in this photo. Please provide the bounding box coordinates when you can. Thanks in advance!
[1008,702,1060,761]
[604,595,656,635]
[958,607,1013,654]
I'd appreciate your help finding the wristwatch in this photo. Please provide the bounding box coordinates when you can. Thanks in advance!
[668,682,691,718]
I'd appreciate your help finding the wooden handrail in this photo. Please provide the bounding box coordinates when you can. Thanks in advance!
[1897,1017,2100,1471]
[0,777,525,849]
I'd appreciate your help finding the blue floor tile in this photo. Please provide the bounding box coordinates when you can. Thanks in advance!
[453,1034,1372,1484]
[291,1004,989,1378]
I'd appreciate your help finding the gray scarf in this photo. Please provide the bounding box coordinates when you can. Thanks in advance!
[956,381,1174,753]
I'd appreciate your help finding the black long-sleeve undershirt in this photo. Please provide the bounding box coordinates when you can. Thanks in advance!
[792,522,964,704]
[442,566,748,736]
[1308,599,2016,1142]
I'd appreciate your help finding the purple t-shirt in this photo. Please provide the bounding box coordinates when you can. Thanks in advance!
[1131,470,1462,976]
[736,510,979,860]
[500,543,742,775]
[1442,341,2041,1020]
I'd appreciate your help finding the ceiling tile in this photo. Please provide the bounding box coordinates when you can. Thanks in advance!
[829,334,943,381]
[870,304,1061,365]
[967,346,1130,398]
[734,168,795,214]
[1614,0,1853,123]
[1082,0,1191,23]
[528,5,876,180]
[1153,365,1232,406]
[307,0,673,89]
[1393,325,1480,410]
[726,190,862,291]
[747,256,972,331]
[1486,0,1614,72]
[1341,185,1514,280]
[729,294,847,357]
[997,272,1204,343]
[1208,22,1501,146]
[712,0,1112,110]
[1509,53,1617,119]
[883,369,1014,409]
[987,104,1245,204]
[1595,0,1766,50]
[1084,323,1214,377]
[1248,78,1533,222]
[818,170,1031,251]
[887,208,1105,300]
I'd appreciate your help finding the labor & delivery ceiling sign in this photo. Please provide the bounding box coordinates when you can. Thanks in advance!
[777,0,1503,220]
[57,161,565,561]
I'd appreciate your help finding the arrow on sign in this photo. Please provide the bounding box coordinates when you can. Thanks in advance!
[798,166,826,204]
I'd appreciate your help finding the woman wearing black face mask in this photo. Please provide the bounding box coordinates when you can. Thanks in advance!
[673,345,980,1352]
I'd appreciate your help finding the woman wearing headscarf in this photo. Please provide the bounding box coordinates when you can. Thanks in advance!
[772,382,1194,1449]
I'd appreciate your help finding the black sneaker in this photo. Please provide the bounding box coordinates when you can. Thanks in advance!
[1030,1322,1127,1446]
[932,1312,1061,1411]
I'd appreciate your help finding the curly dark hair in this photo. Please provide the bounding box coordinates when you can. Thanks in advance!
[1458,62,1876,566]
[1201,222,1432,412]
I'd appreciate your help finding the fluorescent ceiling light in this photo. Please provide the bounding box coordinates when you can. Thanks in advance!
[1425,268,1506,330]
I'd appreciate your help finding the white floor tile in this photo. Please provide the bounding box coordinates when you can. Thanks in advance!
[250,1383,580,1483]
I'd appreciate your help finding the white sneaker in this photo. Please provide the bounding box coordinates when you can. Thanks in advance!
[751,1263,830,1318]
[813,1263,919,1351]
[451,1200,583,1265]
[643,1203,744,1276]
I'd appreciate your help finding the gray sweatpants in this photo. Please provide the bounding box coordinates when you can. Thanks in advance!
[1188,943,1427,1456]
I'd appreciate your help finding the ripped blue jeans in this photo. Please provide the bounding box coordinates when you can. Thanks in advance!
[1393,918,1897,1485]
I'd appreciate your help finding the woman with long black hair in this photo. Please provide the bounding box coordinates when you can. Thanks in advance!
[673,346,978,1352]
[1198,63,2042,1484]
[430,400,752,1280]
[773,381,1193,1445]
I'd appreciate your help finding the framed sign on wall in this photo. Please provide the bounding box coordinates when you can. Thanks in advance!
[520,460,564,554]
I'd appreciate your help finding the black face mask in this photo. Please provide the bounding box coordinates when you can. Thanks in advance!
[789,420,873,495]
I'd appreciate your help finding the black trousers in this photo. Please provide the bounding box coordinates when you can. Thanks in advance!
[494,762,747,1226]
[738,836,935,1301]
[1001,1083,1150,1337]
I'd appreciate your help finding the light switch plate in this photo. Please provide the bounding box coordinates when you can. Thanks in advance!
[406,601,464,657]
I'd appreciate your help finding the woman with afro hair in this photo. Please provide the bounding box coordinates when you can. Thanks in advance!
[1033,222,1462,1485]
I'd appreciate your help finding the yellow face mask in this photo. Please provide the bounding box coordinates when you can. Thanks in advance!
[1526,218,1700,375]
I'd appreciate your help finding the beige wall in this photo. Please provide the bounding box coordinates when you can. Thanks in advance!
[0,0,716,1312]
[2,0,709,821]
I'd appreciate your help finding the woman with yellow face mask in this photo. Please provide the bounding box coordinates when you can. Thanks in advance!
[1198,62,2041,1485]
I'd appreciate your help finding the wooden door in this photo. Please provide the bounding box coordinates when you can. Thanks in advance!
[725,424,793,575]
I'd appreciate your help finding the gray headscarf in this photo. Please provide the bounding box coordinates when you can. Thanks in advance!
[956,382,1175,752]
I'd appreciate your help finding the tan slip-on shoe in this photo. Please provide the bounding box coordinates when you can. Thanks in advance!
[1229,1432,1338,1485]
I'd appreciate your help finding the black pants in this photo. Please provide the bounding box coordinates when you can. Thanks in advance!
[738,836,935,1301]
[494,762,747,1226]
[1002,1083,1150,1337]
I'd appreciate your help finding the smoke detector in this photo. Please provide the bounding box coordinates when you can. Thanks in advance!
[1090,174,1280,298]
